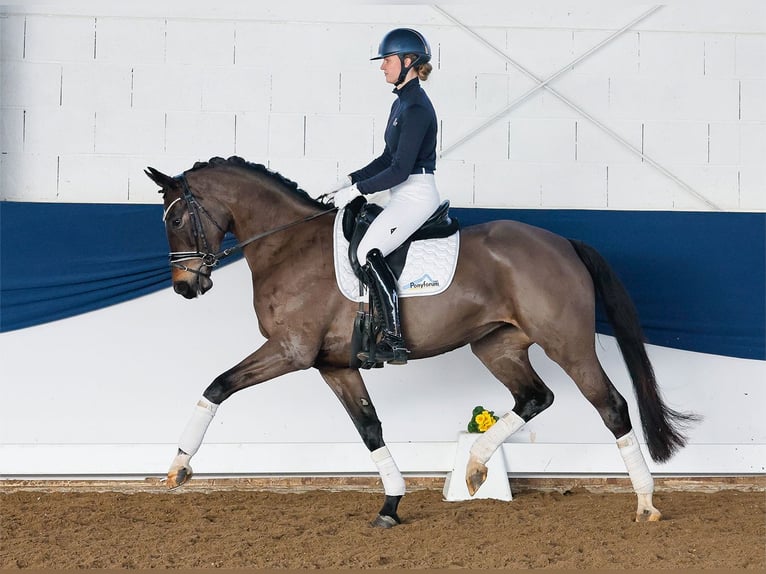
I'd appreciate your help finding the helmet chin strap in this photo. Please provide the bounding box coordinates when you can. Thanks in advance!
[396,54,418,85]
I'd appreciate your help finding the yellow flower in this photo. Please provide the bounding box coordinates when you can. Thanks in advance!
[475,410,496,432]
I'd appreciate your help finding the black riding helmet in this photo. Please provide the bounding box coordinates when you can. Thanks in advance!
[371,28,431,85]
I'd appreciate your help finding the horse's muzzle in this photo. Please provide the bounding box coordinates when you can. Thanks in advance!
[172,268,213,299]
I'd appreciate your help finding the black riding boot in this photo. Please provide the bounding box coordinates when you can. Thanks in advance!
[359,249,409,365]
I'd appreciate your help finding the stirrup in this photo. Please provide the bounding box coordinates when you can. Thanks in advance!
[358,334,410,365]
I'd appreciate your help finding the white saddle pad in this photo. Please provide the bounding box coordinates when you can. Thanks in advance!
[333,208,460,302]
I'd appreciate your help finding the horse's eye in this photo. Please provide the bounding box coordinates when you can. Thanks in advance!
[171,217,183,229]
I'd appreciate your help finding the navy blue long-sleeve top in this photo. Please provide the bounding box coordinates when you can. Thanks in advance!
[350,78,437,195]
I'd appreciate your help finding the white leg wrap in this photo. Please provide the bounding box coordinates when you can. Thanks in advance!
[617,429,654,494]
[371,446,406,496]
[178,397,218,456]
[469,411,525,464]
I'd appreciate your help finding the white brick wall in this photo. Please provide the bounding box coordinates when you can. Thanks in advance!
[1,1,763,211]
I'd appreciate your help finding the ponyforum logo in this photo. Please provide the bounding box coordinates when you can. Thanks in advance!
[403,273,440,291]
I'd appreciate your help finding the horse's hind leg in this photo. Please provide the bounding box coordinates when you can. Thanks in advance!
[467,326,554,495]
[319,366,404,528]
[550,346,661,522]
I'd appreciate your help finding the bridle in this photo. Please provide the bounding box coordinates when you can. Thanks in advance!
[163,173,336,276]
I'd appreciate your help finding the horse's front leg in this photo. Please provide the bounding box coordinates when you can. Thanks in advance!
[319,366,404,528]
[166,337,314,489]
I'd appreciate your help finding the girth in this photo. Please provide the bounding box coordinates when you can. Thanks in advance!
[342,197,460,282]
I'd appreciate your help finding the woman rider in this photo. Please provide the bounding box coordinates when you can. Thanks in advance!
[333,28,440,366]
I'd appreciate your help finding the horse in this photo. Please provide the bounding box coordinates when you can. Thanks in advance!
[145,155,694,527]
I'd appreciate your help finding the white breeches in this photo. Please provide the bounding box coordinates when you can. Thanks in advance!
[356,173,441,264]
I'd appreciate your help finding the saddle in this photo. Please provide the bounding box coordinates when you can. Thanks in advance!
[342,197,460,282]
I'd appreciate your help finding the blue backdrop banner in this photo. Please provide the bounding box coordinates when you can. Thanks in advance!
[1,201,763,360]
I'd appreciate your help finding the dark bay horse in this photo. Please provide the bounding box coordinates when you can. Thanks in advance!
[146,156,694,526]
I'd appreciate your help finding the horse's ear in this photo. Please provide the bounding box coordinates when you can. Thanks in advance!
[145,167,178,193]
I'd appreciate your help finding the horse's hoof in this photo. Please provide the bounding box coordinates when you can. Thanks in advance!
[166,466,192,490]
[465,459,488,496]
[370,514,400,528]
[636,508,662,522]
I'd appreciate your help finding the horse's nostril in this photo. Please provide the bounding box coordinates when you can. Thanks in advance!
[173,282,196,299]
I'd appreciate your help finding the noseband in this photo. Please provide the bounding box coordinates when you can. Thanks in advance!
[164,173,336,276]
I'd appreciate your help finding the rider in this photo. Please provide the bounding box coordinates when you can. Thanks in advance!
[333,28,441,366]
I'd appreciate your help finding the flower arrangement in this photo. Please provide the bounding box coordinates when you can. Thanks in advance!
[467,405,498,433]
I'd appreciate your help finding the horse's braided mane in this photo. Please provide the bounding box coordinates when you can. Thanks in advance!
[188,156,326,209]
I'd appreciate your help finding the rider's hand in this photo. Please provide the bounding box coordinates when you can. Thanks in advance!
[317,176,352,205]
[333,184,361,208]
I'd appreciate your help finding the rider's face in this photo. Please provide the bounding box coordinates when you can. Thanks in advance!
[380,55,403,84]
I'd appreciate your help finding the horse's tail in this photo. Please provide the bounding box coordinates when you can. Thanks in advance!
[569,239,698,463]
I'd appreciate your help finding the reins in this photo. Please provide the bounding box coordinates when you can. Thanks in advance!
[167,173,336,274]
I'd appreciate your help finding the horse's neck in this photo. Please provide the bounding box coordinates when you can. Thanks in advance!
[231,177,319,233]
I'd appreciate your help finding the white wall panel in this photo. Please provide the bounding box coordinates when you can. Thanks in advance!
[25,108,94,154]
[0,107,24,153]
[475,73,509,115]
[433,159,474,205]
[0,152,59,200]
[231,21,279,66]
[735,34,766,78]
[428,70,477,117]
[305,114,374,163]
[131,65,203,111]
[510,119,575,162]
[234,111,269,158]
[61,62,132,109]
[95,109,165,155]
[575,120,642,164]
[702,35,736,77]
[94,17,166,64]
[165,111,235,158]
[2,2,763,209]
[640,32,705,77]
[506,28,574,79]
[606,164,682,210]
[24,15,94,62]
[541,163,607,208]
[0,61,61,108]
[165,20,234,66]
[739,123,766,164]
[339,68,392,115]
[475,161,542,208]
[270,68,339,114]
[708,122,742,165]
[436,26,508,74]
[673,165,741,211]
[537,75,611,120]
[58,154,129,201]
[267,113,305,158]
[738,166,766,210]
[609,76,740,122]
[201,67,270,112]
[739,79,766,121]
[0,14,25,61]
[571,31,639,76]
[441,116,508,161]
[643,121,709,165]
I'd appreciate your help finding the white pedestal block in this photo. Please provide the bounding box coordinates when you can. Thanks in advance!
[442,431,512,502]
